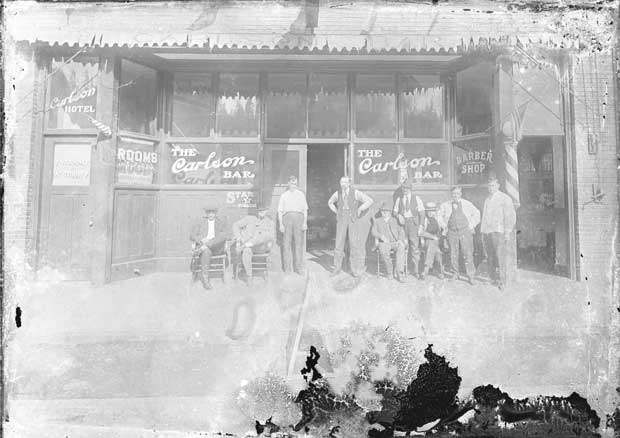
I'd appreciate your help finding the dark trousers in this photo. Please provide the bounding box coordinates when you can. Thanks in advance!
[403,217,420,271]
[423,239,443,273]
[334,217,364,274]
[448,228,474,279]
[282,212,304,273]
[378,241,406,276]
[484,232,507,285]
[192,239,226,281]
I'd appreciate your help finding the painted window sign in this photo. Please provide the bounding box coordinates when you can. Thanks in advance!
[52,143,92,186]
[46,58,98,130]
[226,191,257,208]
[354,144,448,185]
[116,137,158,185]
[453,137,493,185]
[168,143,258,185]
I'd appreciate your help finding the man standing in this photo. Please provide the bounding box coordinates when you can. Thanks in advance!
[438,187,480,285]
[419,201,444,280]
[278,176,308,274]
[190,206,227,290]
[372,203,406,282]
[232,205,275,286]
[481,175,517,290]
[327,176,373,277]
[393,180,425,278]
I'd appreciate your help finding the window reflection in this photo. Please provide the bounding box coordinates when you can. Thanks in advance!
[266,73,306,138]
[172,74,213,137]
[402,75,443,138]
[216,74,259,137]
[455,63,493,137]
[308,74,348,138]
[119,60,158,135]
[47,57,99,130]
[355,74,396,138]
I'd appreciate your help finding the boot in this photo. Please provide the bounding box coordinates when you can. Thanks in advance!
[201,275,212,290]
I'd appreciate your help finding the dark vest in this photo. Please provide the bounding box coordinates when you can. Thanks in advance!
[426,216,440,236]
[448,201,469,231]
[337,189,358,223]
[398,194,420,225]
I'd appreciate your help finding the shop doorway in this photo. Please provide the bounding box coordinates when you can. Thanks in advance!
[516,136,570,277]
[38,138,94,280]
[306,144,346,251]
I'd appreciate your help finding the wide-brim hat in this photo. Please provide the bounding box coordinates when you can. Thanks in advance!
[203,206,217,214]
[379,202,392,212]
[401,180,413,190]
[425,201,438,211]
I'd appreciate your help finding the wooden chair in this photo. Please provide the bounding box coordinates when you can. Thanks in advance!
[234,243,272,281]
[191,241,231,283]
[374,238,409,277]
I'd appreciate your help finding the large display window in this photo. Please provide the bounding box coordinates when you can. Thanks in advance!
[166,143,258,185]
[354,143,449,186]
[118,60,158,135]
[46,57,99,130]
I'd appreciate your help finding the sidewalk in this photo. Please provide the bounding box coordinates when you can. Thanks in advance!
[4,257,615,436]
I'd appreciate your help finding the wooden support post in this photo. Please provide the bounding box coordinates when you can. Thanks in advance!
[89,54,117,285]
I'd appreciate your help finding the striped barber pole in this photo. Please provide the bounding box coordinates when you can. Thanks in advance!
[504,103,528,206]
[87,115,112,138]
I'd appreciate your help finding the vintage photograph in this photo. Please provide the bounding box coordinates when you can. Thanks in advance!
[2,1,619,437]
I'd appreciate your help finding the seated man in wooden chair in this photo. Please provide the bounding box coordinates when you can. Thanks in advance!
[371,202,406,283]
[232,204,275,286]
[190,205,227,290]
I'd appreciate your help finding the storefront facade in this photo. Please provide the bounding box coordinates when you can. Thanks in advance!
[5,1,618,284]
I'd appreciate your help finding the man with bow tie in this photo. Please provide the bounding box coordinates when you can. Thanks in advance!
[393,180,425,278]
[328,176,373,277]
[438,186,480,285]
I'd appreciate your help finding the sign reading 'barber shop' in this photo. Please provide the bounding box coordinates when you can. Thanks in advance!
[168,144,258,185]
[354,144,448,185]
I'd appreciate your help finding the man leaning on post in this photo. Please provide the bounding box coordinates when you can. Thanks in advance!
[327,176,373,277]
[277,176,308,275]
[481,174,516,291]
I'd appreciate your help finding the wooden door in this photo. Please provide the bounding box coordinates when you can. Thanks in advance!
[262,144,307,211]
[39,138,94,280]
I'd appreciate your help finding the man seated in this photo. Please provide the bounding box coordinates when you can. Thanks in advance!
[372,202,406,283]
[190,206,227,290]
[419,201,445,280]
[232,205,275,285]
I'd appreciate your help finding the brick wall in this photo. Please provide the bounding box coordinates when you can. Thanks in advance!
[3,44,39,280]
[571,52,619,284]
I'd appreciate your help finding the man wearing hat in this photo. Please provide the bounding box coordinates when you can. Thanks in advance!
[393,180,425,278]
[419,201,445,280]
[190,206,227,290]
[481,174,516,290]
[437,186,480,285]
[372,202,406,282]
[232,205,275,286]
[327,176,374,277]
[277,176,308,274]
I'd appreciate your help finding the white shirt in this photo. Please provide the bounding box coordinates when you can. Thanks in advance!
[393,194,424,218]
[481,191,517,234]
[278,189,308,214]
[206,219,216,240]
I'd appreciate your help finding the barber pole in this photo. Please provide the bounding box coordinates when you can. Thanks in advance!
[87,115,112,138]
[502,102,528,206]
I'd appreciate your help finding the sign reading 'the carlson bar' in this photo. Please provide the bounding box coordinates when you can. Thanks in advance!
[168,144,258,185]
[354,144,448,185]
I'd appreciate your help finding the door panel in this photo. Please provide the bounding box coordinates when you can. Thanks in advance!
[262,144,307,212]
[39,139,93,280]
